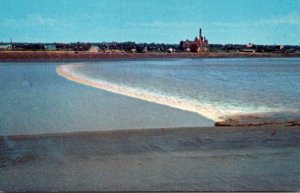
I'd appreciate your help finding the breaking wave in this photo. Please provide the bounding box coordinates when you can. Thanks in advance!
[56,63,296,125]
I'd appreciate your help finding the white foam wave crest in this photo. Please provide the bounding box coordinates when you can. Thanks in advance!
[56,64,284,122]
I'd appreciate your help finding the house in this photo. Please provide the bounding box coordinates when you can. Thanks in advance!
[142,46,148,53]
[246,43,255,48]
[88,46,100,52]
[167,47,175,53]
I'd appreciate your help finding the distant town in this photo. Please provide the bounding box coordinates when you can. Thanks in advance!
[0,28,300,55]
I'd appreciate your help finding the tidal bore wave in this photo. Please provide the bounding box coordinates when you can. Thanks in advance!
[56,64,298,126]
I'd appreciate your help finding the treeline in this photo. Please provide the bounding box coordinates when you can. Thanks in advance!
[1,42,300,53]
[2,42,180,52]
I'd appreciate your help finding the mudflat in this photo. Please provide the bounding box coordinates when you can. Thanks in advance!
[0,51,299,62]
[0,125,299,191]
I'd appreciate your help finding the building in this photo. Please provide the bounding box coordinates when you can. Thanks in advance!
[88,45,100,52]
[167,47,176,53]
[179,28,209,52]
[180,40,193,51]
[197,28,209,48]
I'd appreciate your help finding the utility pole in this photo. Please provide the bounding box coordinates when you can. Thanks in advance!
[11,38,13,50]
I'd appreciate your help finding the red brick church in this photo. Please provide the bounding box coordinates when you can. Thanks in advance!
[180,28,209,52]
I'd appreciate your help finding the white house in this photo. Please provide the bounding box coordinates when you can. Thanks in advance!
[88,46,100,52]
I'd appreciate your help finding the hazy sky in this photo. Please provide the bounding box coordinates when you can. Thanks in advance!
[0,0,299,45]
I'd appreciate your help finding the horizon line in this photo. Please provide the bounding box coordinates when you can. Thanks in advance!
[1,41,299,46]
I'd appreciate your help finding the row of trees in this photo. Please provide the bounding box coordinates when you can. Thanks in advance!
[2,42,298,53]
[5,42,180,52]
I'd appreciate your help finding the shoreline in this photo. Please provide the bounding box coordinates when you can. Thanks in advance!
[2,124,299,139]
[1,51,300,62]
[1,125,299,191]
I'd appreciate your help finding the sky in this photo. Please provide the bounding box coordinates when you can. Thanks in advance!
[0,0,299,45]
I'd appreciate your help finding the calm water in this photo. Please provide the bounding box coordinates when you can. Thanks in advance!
[1,58,300,135]
[0,61,213,136]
